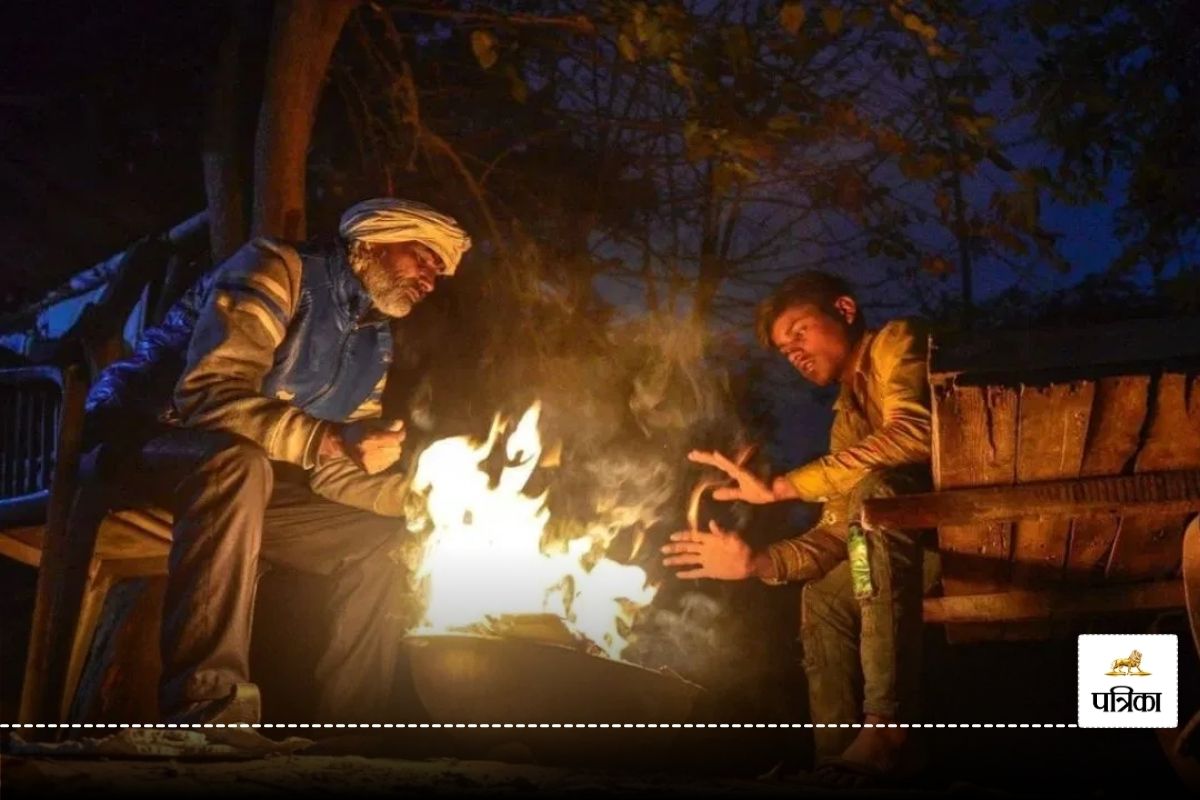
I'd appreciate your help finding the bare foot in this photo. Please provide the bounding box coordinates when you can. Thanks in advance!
[837,715,907,773]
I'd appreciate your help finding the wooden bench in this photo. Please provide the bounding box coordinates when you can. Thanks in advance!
[862,318,1200,786]
[0,214,207,725]
[862,317,1200,644]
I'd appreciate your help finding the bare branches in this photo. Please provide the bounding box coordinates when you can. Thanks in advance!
[324,0,1060,333]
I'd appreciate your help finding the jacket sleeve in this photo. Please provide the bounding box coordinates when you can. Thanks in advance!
[172,238,328,468]
[84,268,215,440]
[783,320,931,502]
[306,457,412,517]
[760,497,849,584]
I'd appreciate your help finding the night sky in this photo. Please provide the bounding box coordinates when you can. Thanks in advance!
[0,1,222,306]
[0,0,1153,312]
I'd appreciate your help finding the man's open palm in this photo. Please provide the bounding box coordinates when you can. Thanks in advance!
[688,449,775,504]
[661,520,755,580]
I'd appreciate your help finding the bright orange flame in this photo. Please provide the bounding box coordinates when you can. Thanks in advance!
[409,403,656,659]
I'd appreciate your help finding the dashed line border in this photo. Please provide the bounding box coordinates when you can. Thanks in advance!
[0,722,1078,729]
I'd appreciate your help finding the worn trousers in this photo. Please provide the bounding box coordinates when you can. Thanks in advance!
[800,468,940,758]
[81,426,412,722]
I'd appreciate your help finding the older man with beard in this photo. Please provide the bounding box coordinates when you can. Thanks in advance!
[81,198,471,726]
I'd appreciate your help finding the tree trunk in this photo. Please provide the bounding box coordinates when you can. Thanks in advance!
[252,0,358,240]
[202,0,272,264]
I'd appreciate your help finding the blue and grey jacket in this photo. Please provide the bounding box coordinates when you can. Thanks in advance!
[86,238,411,515]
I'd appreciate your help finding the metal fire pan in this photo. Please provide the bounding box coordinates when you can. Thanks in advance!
[404,634,702,724]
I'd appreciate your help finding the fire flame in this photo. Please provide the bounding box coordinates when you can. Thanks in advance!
[408,403,657,659]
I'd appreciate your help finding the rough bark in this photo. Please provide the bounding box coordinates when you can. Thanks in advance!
[252,0,358,240]
[202,0,272,264]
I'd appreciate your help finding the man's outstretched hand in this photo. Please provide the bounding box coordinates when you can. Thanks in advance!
[661,520,772,581]
[319,419,406,474]
[688,449,797,504]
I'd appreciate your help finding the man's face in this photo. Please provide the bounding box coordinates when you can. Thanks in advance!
[350,240,444,318]
[769,299,858,386]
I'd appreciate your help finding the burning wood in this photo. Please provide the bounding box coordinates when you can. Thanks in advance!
[405,403,657,660]
[459,612,606,658]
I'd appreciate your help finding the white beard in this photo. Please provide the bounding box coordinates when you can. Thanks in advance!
[347,242,421,318]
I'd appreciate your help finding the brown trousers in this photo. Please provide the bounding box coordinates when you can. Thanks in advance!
[800,468,941,759]
[79,426,412,722]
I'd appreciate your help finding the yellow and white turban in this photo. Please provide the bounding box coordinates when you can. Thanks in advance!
[338,198,472,275]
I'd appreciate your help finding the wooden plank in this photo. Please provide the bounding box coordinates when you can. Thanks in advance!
[1108,373,1200,582]
[932,384,1017,587]
[862,469,1200,529]
[1079,376,1152,476]
[0,524,46,568]
[93,519,173,562]
[930,383,1018,643]
[922,579,1183,625]
[1011,381,1095,586]
[1105,516,1188,582]
[1067,376,1151,582]
[1134,373,1200,469]
[107,507,174,542]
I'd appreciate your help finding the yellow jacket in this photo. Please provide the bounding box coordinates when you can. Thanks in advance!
[764,318,932,582]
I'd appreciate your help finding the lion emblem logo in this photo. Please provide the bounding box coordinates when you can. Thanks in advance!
[1105,649,1150,676]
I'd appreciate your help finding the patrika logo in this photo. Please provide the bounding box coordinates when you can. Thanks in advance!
[1105,649,1149,676]
[1078,635,1177,728]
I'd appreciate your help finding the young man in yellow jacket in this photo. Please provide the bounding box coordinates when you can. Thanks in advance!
[663,271,939,784]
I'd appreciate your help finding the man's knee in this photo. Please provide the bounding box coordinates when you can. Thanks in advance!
[800,568,856,647]
[196,437,274,499]
[325,511,413,574]
[136,428,274,501]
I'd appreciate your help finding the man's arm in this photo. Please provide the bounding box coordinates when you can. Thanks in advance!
[307,456,412,517]
[173,238,329,468]
[662,498,847,583]
[759,499,849,584]
[783,320,931,502]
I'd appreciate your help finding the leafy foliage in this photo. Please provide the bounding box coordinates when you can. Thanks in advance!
[324,0,1074,335]
[1018,0,1200,274]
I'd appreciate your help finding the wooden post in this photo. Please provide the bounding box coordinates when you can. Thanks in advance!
[18,364,89,726]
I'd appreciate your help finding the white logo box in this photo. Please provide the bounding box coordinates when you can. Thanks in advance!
[1077,634,1177,728]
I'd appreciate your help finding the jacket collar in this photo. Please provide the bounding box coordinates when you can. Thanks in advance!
[832,328,876,412]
